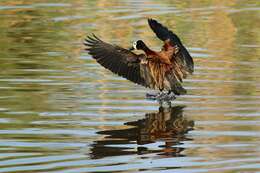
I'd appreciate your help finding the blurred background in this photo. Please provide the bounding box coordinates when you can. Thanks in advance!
[0,0,260,172]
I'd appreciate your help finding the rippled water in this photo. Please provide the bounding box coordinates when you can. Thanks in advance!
[0,0,260,172]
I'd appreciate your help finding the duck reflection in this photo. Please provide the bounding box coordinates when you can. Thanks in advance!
[90,106,194,159]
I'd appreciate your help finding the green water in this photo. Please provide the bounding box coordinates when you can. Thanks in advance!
[0,0,260,172]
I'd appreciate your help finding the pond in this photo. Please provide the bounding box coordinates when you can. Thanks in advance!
[0,0,260,172]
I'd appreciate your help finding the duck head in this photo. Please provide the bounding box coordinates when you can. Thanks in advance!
[129,40,147,51]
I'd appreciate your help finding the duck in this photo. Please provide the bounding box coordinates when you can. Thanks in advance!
[85,18,194,102]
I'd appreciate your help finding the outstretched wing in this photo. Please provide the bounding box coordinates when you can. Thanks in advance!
[85,35,149,87]
[148,18,194,74]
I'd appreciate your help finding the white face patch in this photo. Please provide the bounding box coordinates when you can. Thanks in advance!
[132,41,137,50]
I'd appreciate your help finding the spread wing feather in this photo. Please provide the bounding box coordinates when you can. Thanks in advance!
[85,35,149,87]
[148,18,194,74]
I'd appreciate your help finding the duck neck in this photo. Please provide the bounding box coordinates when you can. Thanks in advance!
[141,44,156,55]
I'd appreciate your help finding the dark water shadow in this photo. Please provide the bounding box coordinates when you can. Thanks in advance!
[90,106,194,159]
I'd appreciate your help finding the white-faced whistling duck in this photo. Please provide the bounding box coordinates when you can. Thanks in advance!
[85,19,194,103]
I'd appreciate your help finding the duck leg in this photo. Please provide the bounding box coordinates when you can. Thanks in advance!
[167,91,176,100]
[166,91,176,106]
[146,90,176,102]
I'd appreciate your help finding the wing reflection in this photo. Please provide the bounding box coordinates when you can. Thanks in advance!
[90,106,194,159]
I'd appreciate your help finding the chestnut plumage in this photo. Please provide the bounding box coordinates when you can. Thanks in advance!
[85,19,193,95]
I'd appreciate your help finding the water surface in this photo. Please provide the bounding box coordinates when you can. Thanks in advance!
[0,0,260,172]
